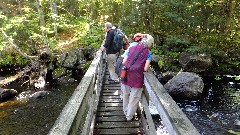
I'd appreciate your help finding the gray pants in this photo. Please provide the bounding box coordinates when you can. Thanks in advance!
[107,54,119,81]
[122,84,143,120]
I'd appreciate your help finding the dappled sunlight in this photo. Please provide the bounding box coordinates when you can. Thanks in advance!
[113,90,120,96]
[55,29,79,51]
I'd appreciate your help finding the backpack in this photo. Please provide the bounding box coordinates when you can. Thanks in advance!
[115,56,124,77]
[113,29,125,52]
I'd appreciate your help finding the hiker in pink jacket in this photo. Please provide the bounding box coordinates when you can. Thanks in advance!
[121,34,154,121]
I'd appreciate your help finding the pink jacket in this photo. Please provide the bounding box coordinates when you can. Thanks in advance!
[122,44,149,88]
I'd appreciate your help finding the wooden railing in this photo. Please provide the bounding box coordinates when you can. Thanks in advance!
[48,49,106,135]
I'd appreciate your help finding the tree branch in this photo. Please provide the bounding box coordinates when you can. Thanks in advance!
[2,30,37,62]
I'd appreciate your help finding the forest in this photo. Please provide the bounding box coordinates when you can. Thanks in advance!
[0,0,239,75]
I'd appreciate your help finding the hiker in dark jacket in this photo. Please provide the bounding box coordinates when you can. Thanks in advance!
[101,22,119,83]
[121,34,154,121]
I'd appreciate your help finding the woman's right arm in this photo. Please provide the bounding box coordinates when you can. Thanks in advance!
[144,60,151,71]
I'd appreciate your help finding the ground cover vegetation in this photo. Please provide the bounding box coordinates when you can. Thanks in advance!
[0,0,239,75]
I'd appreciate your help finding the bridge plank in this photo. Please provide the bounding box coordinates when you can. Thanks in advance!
[94,128,140,135]
[100,95,121,99]
[99,102,123,107]
[96,116,127,122]
[101,92,121,96]
[98,106,123,111]
[102,89,121,92]
[99,99,122,103]
[103,84,121,90]
[97,111,125,116]
[95,121,139,128]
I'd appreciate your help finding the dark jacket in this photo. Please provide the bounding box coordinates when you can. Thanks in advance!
[103,29,116,54]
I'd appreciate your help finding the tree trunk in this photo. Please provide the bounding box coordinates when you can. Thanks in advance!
[36,0,48,47]
[143,0,150,33]
[225,0,236,35]
[50,0,58,39]
[17,0,23,15]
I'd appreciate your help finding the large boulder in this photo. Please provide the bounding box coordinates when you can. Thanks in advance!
[159,71,177,84]
[179,53,212,73]
[58,46,97,69]
[164,72,204,98]
[59,48,85,69]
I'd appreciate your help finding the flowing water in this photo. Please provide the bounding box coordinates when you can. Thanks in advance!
[180,76,240,135]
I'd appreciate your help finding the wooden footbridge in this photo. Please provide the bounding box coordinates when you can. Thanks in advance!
[48,49,200,135]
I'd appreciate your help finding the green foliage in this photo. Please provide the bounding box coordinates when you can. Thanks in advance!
[0,52,29,65]
[165,51,180,59]
[76,22,103,48]
[52,67,66,77]
[163,35,191,52]
[235,75,240,81]
[228,130,240,135]
[214,75,221,81]
[185,45,219,54]
[150,48,161,55]
[185,46,204,54]
[82,61,92,72]
[158,60,164,69]
[0,0,239,75]
[48,38,58,50]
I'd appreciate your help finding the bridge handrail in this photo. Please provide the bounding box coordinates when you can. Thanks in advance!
[48,49,105,135]
[143,70,200,135]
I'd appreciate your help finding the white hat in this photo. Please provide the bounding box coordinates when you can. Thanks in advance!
[141,34,154,48]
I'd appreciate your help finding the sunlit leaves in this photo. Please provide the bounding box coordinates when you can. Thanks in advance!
[228,130,240,135]
[0,14,7,21]
[22,7,32,13]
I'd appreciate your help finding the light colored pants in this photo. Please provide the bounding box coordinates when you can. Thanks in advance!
[107,54,119,81]
[122,84,143,120]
